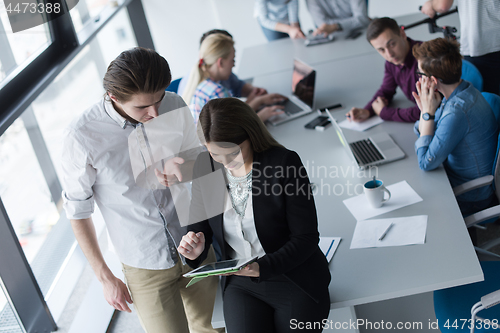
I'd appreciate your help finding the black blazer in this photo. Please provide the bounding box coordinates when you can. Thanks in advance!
[186,146,331,303]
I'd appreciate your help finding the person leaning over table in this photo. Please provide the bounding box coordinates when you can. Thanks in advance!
[421,0,500,95]
[345,17,422,123]
[412,38,499,217]
[182,33,287,125]
[177,98,331,332]
[254,0,306,41]
[177,29,268,99]
[307,0,370,37]
[60,47,223,333]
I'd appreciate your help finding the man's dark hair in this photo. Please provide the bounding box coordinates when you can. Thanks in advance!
[413,38,462,84]
[103,47,171,102]
[200,29,233,45]
[366,17,401,42]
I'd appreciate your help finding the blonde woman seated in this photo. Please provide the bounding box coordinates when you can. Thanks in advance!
[182,34,286,125]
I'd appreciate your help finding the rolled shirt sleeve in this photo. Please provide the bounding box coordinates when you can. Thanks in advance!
[60,129,96,220]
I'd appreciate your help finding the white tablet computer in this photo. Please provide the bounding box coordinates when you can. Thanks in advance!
[183,257,258,278]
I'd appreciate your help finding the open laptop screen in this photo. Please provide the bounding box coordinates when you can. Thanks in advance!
[292,59,316,108]
[324,109,358,166]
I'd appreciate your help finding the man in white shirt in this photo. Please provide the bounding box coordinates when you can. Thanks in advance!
[421,0,500,94]
[61,47,222,333]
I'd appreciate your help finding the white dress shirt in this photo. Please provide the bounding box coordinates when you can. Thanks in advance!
[223,193,266,260]
[61,92,200,269]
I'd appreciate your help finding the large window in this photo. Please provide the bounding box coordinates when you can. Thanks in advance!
[0,118,59,263]
[70,0,112,33]
[32,8,137,181]
[0,0,152,331]
[0,0,50,85]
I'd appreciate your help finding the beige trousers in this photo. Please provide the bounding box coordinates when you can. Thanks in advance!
[122,247,224,333]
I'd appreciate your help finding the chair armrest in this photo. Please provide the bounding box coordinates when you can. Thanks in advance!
[481,289,500,309]
[464,205,500,227]
[453,175,494,196]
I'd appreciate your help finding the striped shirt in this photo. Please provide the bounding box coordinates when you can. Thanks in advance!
[457,0,500,57]
[190,78,231,124]
[254,0,299,30]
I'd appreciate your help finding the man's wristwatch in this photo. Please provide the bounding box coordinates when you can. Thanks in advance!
[422,113,435,121]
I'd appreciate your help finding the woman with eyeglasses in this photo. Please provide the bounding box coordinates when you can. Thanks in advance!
[178,98,331,332]
[412,38,498,217]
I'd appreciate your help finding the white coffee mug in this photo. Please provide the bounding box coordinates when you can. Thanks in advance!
[363,179,391,208]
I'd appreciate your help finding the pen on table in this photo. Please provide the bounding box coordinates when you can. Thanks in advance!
[378,222,394,241]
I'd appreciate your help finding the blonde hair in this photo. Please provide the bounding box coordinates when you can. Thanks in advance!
[182,34,234,104]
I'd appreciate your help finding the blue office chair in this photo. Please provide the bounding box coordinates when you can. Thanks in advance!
[434,261,500,333]
[166,78,181,93]
[483,93,500,122]
[452,93,500,258]
[462,60,483,92]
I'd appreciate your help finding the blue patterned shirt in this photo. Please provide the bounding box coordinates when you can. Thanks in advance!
[190,78,231,124]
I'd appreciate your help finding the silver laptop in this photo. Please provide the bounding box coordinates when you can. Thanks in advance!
[268,59,316,126]
[324,109,405,169]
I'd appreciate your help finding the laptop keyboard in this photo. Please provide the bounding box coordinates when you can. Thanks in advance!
[284,100,303,115]
[349,139,384,166]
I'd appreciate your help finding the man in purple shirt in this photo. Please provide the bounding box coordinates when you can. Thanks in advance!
[346,17,422,122]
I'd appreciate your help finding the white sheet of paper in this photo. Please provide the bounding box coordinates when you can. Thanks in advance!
[319,237,341,262]
[338,116,383,132]
[343,180,423,221]
[350,215,428,249]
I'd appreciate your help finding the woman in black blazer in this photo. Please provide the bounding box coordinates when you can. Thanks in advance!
[178,98,331,333]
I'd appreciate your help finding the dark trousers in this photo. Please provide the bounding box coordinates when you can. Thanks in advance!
[464,50,500,95]
[260,24,289,41]
[223,275,330,333]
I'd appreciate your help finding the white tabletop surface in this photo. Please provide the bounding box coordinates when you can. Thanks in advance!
[245,10,480,309]
[211,11,479,322]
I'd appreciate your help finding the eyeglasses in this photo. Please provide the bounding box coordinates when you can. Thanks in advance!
[416,71,430,78]
[416,71,445,83]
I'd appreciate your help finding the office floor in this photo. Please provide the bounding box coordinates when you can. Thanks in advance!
[102,222,500,333]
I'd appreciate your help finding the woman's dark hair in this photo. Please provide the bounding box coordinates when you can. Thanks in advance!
[103,47,171,102]
[413,38,462,84]
[200,29,233,45]
[366,17,401,42]
[198,98,283,152]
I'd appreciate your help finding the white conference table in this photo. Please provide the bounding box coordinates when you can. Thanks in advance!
[238,11,482,310]
[237,11,461,79]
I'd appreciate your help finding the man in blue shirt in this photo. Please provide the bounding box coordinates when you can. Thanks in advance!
[412,38,498,216]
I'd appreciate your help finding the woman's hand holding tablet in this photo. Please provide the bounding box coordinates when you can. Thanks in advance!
[232,262,260,277]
